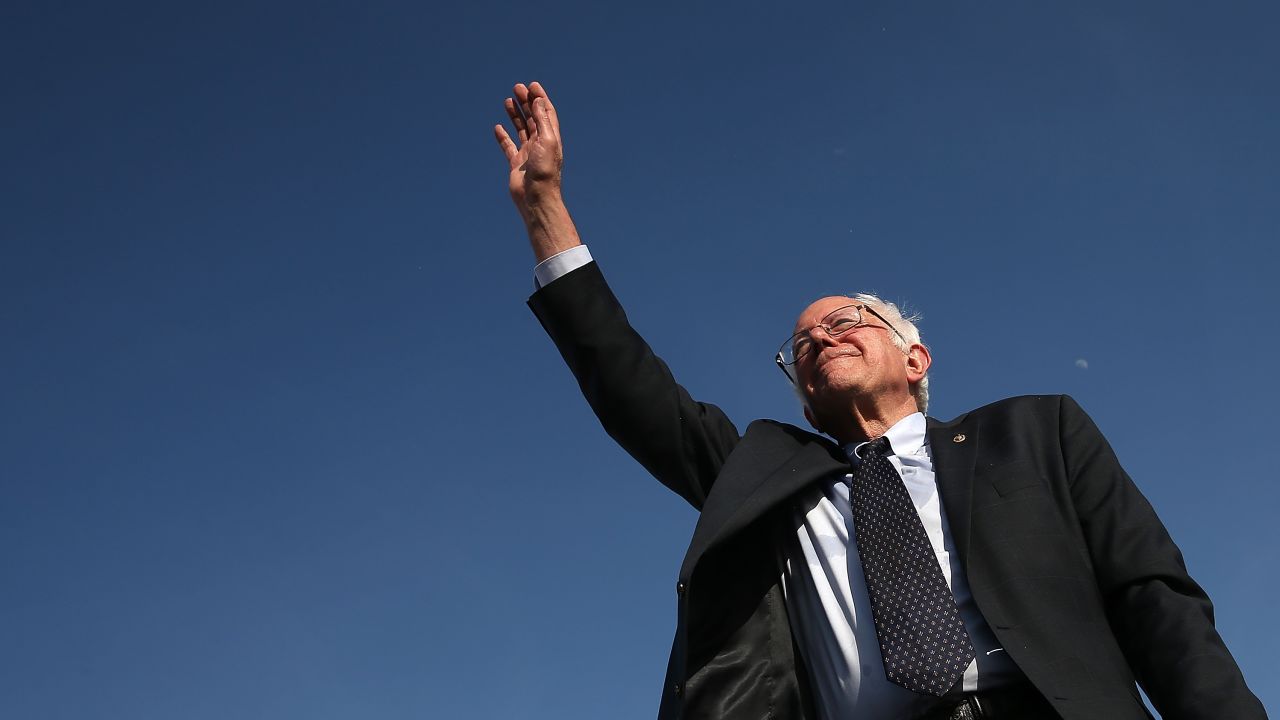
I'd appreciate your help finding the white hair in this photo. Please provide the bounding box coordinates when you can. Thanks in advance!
[789,292,930,413]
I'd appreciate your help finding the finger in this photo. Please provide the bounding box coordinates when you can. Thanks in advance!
[514,83,537,135]
[529,81,560,138]
[504,97,528,142]
[493,124,518,163]
[534,96,560,147]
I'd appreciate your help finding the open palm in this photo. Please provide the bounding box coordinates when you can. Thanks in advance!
[494,82,563,212]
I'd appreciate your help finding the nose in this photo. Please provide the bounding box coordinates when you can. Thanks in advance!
[809,324,840,347]
[799,325,841,361]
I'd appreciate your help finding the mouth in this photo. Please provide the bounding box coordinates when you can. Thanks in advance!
[817,350,862,369]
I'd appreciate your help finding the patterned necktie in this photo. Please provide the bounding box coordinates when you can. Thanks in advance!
[850,436,974,696]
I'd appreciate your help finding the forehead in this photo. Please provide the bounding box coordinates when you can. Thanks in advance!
[793,296,859,331]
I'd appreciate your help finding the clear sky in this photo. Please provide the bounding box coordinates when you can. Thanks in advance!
[3,1,1277,718]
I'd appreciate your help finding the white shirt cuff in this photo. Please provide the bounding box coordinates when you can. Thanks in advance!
[533,245,594,289]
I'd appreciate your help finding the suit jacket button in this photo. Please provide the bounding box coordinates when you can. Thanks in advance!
[673,682,684,697]
[676,581,686,595]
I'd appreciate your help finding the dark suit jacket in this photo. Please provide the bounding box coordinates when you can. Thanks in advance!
[529,262,1265,720]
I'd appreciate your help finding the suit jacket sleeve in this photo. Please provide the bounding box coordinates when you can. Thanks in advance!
[527,261,740,509]
[1060,396,1266,719]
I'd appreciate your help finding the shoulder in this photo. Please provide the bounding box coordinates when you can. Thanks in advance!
[930,394,1079,424]
[927,395,1091,444]
[732,418,846,462]
[742,418,834,448]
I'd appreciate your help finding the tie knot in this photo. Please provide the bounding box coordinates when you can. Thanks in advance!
[858,435,893,460]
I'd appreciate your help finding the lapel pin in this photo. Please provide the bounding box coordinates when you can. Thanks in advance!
[953,434,966,443]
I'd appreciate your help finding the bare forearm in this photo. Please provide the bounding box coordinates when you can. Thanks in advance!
[523,193,582,262]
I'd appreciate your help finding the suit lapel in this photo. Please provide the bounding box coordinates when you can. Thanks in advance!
[927,416,980,562]
[681,423,849,578]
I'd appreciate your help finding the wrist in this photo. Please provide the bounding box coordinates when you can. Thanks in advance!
[520,188,566,221]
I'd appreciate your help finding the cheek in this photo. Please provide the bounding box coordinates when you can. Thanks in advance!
[797,365,818,390]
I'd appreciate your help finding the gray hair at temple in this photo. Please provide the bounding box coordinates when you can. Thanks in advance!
[789,292,930,414]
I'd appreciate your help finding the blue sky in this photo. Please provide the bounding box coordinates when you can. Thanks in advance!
[3,1,1277,718]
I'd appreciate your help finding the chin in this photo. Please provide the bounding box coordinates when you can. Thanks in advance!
[813,372,864,395]
[808,381,863,408]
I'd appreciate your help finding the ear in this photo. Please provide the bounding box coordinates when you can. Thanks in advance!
[904,343,931,384]
[803,405,822,433]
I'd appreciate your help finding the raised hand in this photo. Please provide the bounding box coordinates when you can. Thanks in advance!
[494,81,580,262]
[494,82,563,219]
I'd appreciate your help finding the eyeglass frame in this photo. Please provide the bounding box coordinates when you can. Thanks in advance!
[774,303,909,384]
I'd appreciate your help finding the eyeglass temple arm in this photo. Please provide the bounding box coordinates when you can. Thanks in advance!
[775,353,798,385]
[862,306,908,345]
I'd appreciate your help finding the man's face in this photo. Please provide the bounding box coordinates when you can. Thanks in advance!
[791,296,914,412]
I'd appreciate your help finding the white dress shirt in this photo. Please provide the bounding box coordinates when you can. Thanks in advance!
[780,412,1022,720]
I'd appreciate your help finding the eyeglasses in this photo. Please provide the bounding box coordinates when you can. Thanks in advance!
[775,304,907,382]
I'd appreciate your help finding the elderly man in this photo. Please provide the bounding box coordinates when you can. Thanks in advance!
[494,82,1265,720]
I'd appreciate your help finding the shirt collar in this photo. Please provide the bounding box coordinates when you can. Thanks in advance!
[843,411,927,463]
